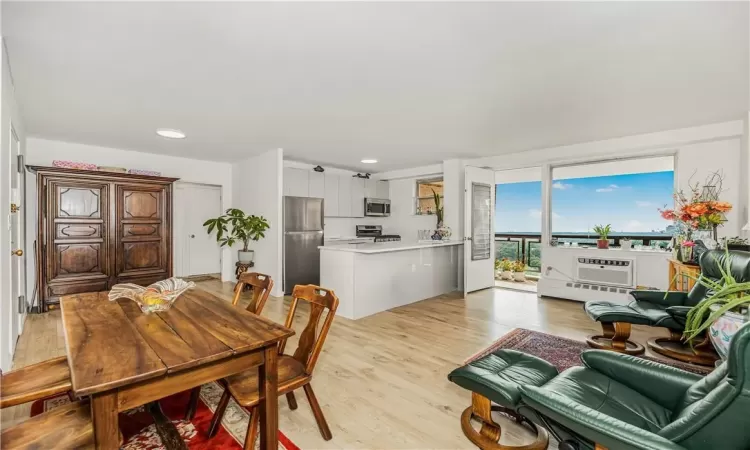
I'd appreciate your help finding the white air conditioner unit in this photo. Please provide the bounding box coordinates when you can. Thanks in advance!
[574,257,634,288]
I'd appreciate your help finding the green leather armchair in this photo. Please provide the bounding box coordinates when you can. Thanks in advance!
[584,249,750,365]
[518,323,750,450]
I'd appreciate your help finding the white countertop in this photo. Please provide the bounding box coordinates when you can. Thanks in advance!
[319,240,464,254]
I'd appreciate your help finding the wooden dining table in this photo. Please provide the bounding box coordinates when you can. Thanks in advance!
[60,289,294,450]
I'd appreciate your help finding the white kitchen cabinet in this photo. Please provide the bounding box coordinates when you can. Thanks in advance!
[338,175,352,217]
[364,179,378,198]
[284,167,309,197]
[351,178,365,217]
[309,171,325,198]
[324,173,339,217]
[376,180,389,199]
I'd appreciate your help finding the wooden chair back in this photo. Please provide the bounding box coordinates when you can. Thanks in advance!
[278,285,339,375]
[232,272,274,315]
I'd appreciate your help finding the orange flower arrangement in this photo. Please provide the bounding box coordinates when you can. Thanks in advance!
[659,172,732,234]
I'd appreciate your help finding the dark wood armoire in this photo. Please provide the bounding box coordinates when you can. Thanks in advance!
[29,166,179,312]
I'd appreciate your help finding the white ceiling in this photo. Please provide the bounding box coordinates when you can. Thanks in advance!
[4,2,748,172]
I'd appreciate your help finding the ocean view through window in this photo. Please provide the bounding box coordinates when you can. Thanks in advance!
[495,159,675,275]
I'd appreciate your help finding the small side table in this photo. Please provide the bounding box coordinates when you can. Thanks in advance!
[235,261,255,292]
[668,259,700,292]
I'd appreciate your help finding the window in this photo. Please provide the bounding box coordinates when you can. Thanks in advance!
[415,178,443,215]
[550,156,675,247]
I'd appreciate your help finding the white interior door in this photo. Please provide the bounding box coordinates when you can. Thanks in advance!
[9,127,24,357]
[175,183,222,277]
[464,166,496,295]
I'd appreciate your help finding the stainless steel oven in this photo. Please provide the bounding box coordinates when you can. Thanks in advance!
[364,198,391,217]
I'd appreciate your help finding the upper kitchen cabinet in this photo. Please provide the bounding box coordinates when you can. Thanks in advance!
[364,179,390,199]
[338,175,352,217]
[309,171,325,198]
[284,167,309,197]
[324,173,339,217]
[351,178,365,217]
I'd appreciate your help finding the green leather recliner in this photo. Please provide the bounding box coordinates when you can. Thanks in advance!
[518,323,750,450]
[584,249,750,365]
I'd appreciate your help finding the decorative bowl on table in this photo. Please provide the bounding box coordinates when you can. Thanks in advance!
[108,277,195,313]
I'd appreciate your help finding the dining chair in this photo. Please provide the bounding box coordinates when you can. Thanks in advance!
[184,272,274,421]
[206,284,339,450]
[1,356,95,449]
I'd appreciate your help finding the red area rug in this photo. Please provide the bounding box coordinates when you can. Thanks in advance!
[465,328,711,375]
[30,383,300,449]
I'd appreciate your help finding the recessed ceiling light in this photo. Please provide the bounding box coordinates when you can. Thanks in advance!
[361,159,378,164]
[156,128,186,139]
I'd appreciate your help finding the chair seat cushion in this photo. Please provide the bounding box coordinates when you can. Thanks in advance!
[629,301,682,330]
[539,366,673,434]
[0,401,93,449]
[583,301,674,326]
[447,349,558,410]
[225,355,309,407]
[0,356,71,409]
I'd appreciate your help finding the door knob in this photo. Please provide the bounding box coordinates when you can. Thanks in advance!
[10,203,20,213]
[12,249,23,256]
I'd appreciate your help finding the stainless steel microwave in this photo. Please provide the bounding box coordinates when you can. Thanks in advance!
[364,198,391,217]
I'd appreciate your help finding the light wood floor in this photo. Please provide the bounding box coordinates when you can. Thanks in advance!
[1,282,665,449]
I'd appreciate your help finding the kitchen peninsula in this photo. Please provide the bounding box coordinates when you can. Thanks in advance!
[319,241,463,319]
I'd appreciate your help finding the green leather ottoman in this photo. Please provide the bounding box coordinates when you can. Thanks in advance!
[584,302,646,355]
[448,349,558,449]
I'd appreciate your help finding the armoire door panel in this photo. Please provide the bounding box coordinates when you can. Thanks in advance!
[56,223,102,239]
[57,187,102,218]
[123,190,161,219]
[123,223,160,238]
[122,241,162,271]
[51,243,107,280]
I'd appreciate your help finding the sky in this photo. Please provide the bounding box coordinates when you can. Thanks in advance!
[495,171,675,233]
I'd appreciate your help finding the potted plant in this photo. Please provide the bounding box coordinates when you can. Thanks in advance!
[498,258,513,280]
[620,237,632,250]
[683,248,750,360]
[593,224,611,249]
[494,259,502,279]
[203,208,270,263]
[512,260,527,282]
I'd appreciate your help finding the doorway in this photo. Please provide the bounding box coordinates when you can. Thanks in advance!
[7,125,25,365]
[174,183,222,278]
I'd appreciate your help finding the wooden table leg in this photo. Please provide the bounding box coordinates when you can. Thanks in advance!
[258,346,279,450]
[92,392,119,450]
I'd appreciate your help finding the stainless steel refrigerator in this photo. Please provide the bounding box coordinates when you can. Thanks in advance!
[283,196,324,294]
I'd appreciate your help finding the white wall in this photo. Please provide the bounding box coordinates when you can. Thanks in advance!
[233,149,284,297]
[1,39,27,370]
[24,138,235,287]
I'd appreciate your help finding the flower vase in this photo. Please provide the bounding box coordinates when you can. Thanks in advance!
[709,306,749,360]
[501,270,513,280]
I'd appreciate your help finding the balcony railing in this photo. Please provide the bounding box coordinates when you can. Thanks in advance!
[495,232,673,275]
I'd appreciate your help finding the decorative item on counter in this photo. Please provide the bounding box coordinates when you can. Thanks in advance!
[659,170,732,242]
[109,277,195,313]
[203,208,270,263]
[680,240,695,263]
[512,260,527,282]
[97,166,128,173]
[432,188,444,228]
[127,169,162,176]
[592,224,611,249]
[437,225,452,240]
[52,160,97,170]
[313,165,325,172]
[500,258,513,280]
[620,238,632,250]
[431,230,442,240]
[353,173,371,179]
